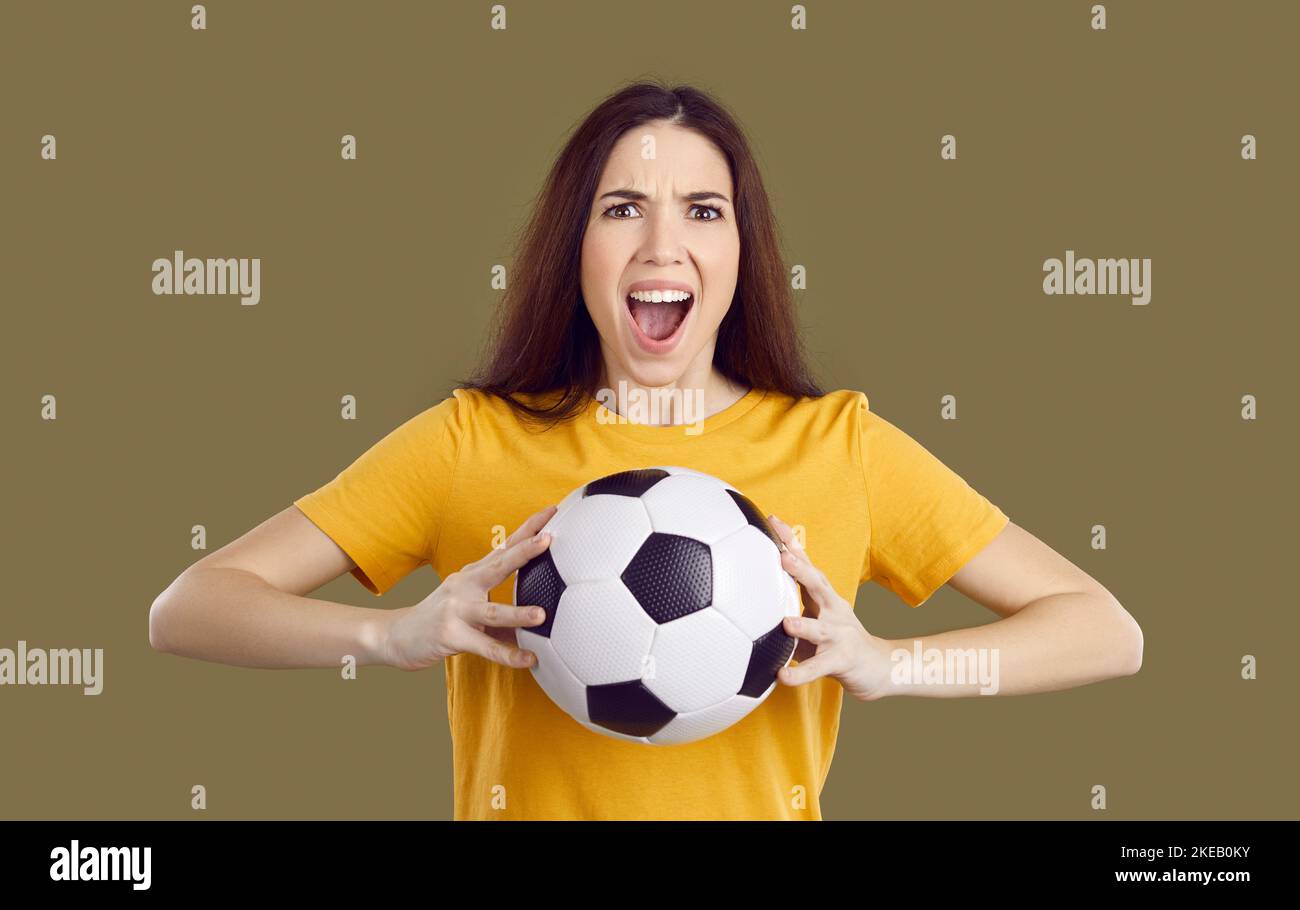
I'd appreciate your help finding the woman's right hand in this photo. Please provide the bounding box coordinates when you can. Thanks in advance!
[382,504,557,672]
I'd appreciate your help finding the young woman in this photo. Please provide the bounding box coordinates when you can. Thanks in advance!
[150,82,1143,820]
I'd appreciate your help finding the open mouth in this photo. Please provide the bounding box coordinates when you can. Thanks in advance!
[625,292,695,342]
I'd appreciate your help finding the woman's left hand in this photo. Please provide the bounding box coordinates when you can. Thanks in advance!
[769,515,896,702]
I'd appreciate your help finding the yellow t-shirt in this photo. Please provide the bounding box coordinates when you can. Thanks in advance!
[292,386,1008,820]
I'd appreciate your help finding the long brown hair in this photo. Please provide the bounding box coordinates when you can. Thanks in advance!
[457,80,825,429]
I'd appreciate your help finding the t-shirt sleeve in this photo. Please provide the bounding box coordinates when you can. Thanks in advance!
[292,393,463,596]
[856,393,1009,607]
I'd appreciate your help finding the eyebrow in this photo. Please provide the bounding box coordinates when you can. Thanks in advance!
[597,188,731,204]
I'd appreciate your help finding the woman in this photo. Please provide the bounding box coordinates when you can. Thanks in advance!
[150,81,1143,820]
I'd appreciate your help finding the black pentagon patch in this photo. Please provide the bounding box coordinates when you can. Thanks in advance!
[739,622,797,697]
[515,549,565,638]
[725,488,782,552]
[587,680,676,738]
[621,532,712,623]
[584,468,670,498]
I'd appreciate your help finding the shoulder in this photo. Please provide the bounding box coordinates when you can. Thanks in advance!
[761,387,867,428]
[450,386,565,406]
[444,386,524,418]
[446,386,575,430]
[777,387,864,410]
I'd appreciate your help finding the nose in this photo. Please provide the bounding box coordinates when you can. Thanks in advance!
[637,209,685,264]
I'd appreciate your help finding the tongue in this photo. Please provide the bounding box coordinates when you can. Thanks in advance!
[630,298,689,341]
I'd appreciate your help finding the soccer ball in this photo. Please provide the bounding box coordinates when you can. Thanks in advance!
[513,466,801,745]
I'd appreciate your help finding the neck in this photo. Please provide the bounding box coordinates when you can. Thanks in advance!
[597,362,749,426]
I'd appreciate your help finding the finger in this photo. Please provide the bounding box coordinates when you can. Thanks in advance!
[771,516,815,568]
[769,518,840,613]
[779,547,837,613]
[771,514,830,599]
[768,514,797,551]
[779,650,835,687]
[453,624,537,669]
[505,504,558,548]
[464,523,554,591]
[462,503,556,578]
[783,613,830,645]
[470,599,549,629]
[768,515,812,598]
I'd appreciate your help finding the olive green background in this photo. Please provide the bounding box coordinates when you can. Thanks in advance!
[2,0,1294,820]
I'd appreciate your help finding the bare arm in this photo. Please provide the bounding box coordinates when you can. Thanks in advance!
[878,591,1140,698]
[882,521,1142,697]
[148,506,400,669]
[150,565,398,669]
[769,516,1143,700]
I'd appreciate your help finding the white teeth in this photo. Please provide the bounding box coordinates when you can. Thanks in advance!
[628,289,693,304]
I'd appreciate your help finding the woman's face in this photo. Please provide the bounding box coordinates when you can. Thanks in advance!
[580,121,740,390]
